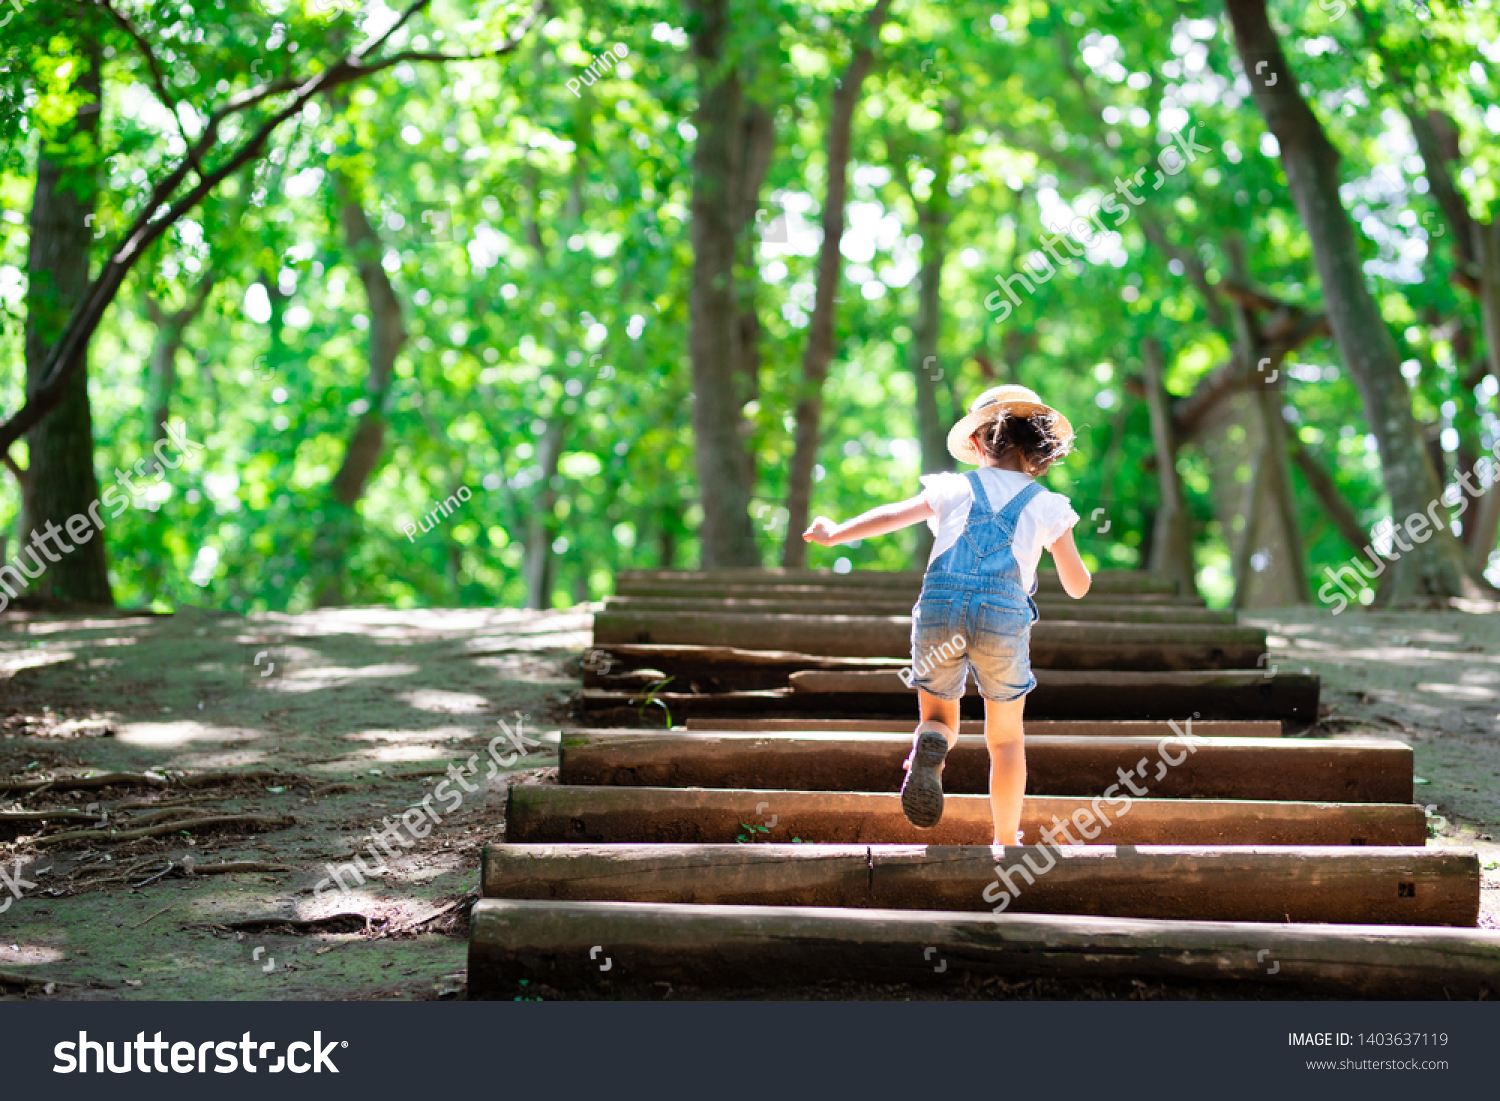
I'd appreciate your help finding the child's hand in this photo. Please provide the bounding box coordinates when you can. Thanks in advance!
[803,517,840,545]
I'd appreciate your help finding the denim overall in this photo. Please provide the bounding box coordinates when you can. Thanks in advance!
[909,473,1042,701]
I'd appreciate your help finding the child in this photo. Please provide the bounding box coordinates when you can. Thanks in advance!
[803,385,1091,846]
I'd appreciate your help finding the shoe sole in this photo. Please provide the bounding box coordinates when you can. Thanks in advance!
[901,728,949,829]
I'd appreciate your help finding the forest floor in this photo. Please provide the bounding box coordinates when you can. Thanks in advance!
[0,601,1497,1002]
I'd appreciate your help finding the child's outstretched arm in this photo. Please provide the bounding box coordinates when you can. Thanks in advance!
[1047,528,1092,598]
[804,495,934,546]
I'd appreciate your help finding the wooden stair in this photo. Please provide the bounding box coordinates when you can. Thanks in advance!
[469,569,1495,999]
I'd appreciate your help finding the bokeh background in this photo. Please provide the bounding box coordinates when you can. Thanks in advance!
[2,0,1497,614]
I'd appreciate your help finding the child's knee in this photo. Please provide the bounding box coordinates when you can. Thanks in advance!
[985,733,1024,759]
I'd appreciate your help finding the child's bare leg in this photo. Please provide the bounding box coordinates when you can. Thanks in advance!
[983,696,1027,846]
[917,689,961,750]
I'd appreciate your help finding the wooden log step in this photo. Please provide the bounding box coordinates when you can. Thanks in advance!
[603,596,1234,625]
[557,730,1410,802]
[792,668,1305,696]
[468,899,1500,999]
[615,582,1205,606]
[581,669,1321,728]
[583,643,898,692]
[504,785,1427,846]
[583,645,1314,709]
[481,844,1480,926]
[683,718,1283,737]
[616,568,1183,596]
[594,612,1266,670]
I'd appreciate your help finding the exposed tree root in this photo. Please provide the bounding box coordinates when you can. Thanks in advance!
[212,912,371,935]
[184,861,301,876]
[0,772,168,796]
[0,768,291,797]
[310,782,359,797]
[0,809,99,826]
[32,813,297,848]
[0,970,83,991]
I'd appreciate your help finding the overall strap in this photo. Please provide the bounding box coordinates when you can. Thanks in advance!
[962,470,992,514]
[996,480,1045,530]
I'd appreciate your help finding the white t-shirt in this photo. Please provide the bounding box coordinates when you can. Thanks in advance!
[919,468,1080,589]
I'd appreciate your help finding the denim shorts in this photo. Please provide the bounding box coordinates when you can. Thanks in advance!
[908,591,1036,702]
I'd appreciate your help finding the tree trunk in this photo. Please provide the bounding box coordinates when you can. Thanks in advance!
[1404,108,1476,273]
[524,418,565,610]
[143,308,184,471]
[312,175,407,606]
[733,102,775,497]
[1287,436,1369,554]
[909,102,960,484]
[1222,237,1308,605]
[1225,0,1475,604]
[686,0,760,567]
[1253,380,1310,603]
[1470,218,1500,574]
[781,0,893,567]
[658,508,678,570]
[136,267,210,606]
[1229,441,1271,612]
[142,273,215,476]
[1373,52,1499,581]
[329,196,404,506]
[20,44,111,607]
[1142,338,1196,596]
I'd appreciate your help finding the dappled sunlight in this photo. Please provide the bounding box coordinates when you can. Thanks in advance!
[345,743,467,763]
[397,689,490,713]
[116,721,263,748]
[7,618,156,636]
[0,648,76,676]
[0,942,67,965]
[1417,684,1497,701]
[473,655,578,683]
[344,725,479,748]
[274,662,421,690]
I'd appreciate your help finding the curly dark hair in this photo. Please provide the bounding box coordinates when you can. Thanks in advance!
[973,411,1073,475]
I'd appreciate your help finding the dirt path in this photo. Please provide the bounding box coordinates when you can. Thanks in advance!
[1,602,1495,1001]
[0,605,588,1000]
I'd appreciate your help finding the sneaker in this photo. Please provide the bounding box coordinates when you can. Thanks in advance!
[900,724,950,828]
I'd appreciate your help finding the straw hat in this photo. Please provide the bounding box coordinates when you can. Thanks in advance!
[946,384,1074,466]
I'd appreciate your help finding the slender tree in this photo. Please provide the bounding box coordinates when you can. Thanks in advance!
[21,37,111,604]
[781,0,893,567]
[685,0,762,566]
[1224,0,1480,604]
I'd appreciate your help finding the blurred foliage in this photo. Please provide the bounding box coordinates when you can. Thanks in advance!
[1,0,1498,611]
